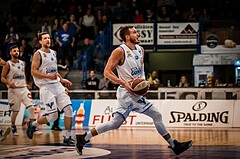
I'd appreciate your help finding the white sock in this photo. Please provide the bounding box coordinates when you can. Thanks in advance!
[84,131,92,141]
[32,121,39,127]
[65,130,71,138]
[167,138,175,148]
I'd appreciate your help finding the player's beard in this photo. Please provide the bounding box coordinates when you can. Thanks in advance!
[43,43,50,49]
[130,37,140,44]
[12,54,19,59]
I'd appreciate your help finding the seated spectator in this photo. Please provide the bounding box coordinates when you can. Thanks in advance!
[157,6,171,22]
[99,77,118,90]
[86,70,100,90]
[178,75,189,87]
[147,70,160,89]
[133,9,144,23]
[207,76,213,87]
[214,78,226,87]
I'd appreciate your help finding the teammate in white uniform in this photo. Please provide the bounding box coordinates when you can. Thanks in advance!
[1,45,36,136]
[75,26,192,155]
[0,57,11,142]
[27,32,74,145]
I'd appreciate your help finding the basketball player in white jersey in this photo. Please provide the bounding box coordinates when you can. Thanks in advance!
[1,45,37,136]
[27,32,74,145]
[75,26,192,155]
[0,57,11,142]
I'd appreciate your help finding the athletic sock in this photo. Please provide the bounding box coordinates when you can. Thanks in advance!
[65,130,71,138]
[167,138,175,148]
[32,121,39,127]
[85,131,93,141]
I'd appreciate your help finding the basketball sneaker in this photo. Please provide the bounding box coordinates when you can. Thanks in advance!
[11,125,19,136]
[63,136,75,145]
[0,127,11,141]
[75,132,90,155]
[169,140,193,155]
[26,121,36,139]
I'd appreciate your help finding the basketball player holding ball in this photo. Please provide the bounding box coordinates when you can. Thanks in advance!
[76,25,192,155]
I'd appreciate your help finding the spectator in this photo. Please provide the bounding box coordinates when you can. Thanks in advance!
[172,8,184,22]
[178,75,189,87]
[187,7,198,22]
[113,1,126,23]
[145,7,155,22]
[41,20,52,38]
[100,1,112,21]
[99,77,118,90]
[133,9,145,23]
[86,70,99,90]
[82,9,96,40]
[157,6,171,22]
[56,22,75,67]
[147,70,160,90]
[4,26,19,59]
[19,39,33,84]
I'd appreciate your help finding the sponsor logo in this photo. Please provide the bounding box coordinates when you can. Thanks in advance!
[169,101,229,124]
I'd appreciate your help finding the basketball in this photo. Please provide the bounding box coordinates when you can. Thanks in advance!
[131,78,149,95]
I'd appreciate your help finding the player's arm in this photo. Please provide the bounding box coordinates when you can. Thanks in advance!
[56,72,72,87]
[104,47,134,93]
[1,62,16,88]
[0,58,6,66]
[31,51,57,80]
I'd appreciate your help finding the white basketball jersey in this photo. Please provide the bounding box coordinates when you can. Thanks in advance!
[6,60,26,88]
[116,43,145,82]
[33,49,59,87]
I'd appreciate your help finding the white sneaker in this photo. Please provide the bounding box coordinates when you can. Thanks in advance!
[0,127,11,141]
[13,131,19,136]
[34,131,43,135]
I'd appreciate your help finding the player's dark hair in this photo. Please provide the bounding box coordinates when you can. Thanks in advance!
[119,25,134,42]
[9,45,18,51]
[38,32,49,40]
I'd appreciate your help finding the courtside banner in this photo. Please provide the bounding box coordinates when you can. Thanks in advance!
[112,23,154,46]
[88,100,160,127]
[0,100,25,126]
[160,100,234,127]
[157,23,198,45]
[233,100,240,127]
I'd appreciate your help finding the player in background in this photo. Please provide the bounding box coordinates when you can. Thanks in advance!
[1,45,37,136]
[0,58,11,142]
[75,25,192,155]
[27,32,74,145]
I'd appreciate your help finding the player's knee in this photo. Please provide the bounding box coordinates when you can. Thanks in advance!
[111,122,121,130]
[63,105,73,117]
[46,112,58,122]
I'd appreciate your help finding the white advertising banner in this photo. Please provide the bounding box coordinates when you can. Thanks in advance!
[160,100,234,127]
[0,100,25,126]
[89,100,160,127]
[233,100,240,127]
[112,23,154,46]
[157,23,198,45]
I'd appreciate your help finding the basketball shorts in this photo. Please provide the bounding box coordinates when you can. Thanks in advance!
[39,82,71,115]
[114,86,153,119]
[8,87,34,111]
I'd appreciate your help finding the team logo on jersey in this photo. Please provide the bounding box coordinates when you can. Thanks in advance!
[131,67,141,76]
[43,53,47,57]
[135,55,139,60]
[27,93,32,99]
[126,51,132,57]
[46,102,54,109]
[9,103,14,108]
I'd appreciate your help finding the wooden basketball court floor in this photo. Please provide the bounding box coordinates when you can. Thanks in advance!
[1,126,240,159]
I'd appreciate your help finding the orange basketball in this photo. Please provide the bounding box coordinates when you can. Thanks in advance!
[131,78,149,95]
